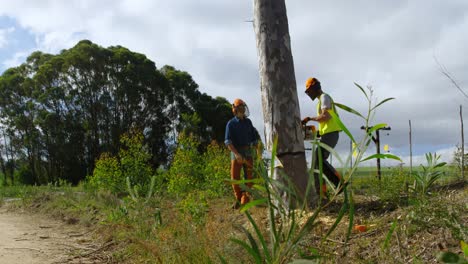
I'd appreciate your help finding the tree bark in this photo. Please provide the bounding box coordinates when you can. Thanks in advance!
[253,0,315,208]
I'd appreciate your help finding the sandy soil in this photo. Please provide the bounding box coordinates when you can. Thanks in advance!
[0,208,108,264]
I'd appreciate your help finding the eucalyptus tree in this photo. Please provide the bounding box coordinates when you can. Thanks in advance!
[253,0,315,207]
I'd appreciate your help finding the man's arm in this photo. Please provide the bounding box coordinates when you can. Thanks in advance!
[225,122,243,162]
[310,108,331,122]
[302,109,331,124]
[227,143,243,162]
[310,94,332,122]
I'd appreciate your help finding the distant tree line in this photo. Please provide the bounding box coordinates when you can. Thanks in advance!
[0,40,232,185]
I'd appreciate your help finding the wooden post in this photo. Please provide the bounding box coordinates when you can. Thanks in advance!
[376,129,381,181]
[408,120,412,192]
[361,125,390,181]
[461,105,465,180]
[253,0,314,208]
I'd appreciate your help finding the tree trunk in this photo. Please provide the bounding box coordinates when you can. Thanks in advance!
[253,0,315,208]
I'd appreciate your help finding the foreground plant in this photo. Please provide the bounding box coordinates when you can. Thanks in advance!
[228,83,401,263]
[410,152,447,196]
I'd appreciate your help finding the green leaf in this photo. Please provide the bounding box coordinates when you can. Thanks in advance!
[334,102,365,120]
[324,199,348,240]
[240,198,268,213]
[316,141,344,165]
[230,238,262,264]
[366,123,388,135]
[244,211,272,262]
[216,252,229,264]
[437,252,463,263]
[434,162,447,169]
[346,191,355,242]
[252,184,267,192]
[298,247,322,260]
[361,153,402,163]
[382,220,397,250]
[461,241,468,257]
[371,97,395,111]
[330,111,356,144]
[354,83,369,101]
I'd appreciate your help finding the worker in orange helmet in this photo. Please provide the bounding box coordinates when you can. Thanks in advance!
[302,77,343,199]
[225,98,259,209]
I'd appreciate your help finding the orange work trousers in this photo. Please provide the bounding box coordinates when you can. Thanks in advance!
[231,158,254,205]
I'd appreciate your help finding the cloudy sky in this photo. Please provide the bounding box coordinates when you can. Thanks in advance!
[1,0,467,167]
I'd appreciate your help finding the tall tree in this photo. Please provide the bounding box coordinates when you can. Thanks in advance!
[253,0,315,207]
[0,40,231,184]
[161,66,231,146]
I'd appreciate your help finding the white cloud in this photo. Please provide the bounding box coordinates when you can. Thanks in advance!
[2,49,31,69]
[0,26,14,48]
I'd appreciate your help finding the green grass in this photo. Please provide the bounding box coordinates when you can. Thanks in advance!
[345,165,460,177]
[0,171,465,263]
[0,185,48,199]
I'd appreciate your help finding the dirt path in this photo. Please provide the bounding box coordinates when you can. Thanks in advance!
[0,208,108,264]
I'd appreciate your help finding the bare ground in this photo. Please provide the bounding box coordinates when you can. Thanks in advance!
[0,206,112,264]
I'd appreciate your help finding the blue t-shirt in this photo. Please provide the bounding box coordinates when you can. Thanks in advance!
[224,117,257,148]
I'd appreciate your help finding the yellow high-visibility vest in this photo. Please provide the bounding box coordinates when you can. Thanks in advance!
[317,93,342,135]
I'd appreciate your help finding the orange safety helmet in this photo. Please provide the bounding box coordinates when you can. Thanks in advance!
[232,98,246,107]
[305,77,321,92]
[232,98,250,117]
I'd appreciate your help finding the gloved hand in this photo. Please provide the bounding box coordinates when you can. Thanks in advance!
[234,153,244,163]
[301,117,310,125]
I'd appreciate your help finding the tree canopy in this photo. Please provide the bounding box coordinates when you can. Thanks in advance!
[0,40,232,185]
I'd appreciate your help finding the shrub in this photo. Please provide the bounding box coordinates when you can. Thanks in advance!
[167,135,231,224]
[410,152,446,196]
[202,141,231,198]
[167,133,203,195]
[177,190,209,224]
[89,153,123,194]
[88,130,157,196]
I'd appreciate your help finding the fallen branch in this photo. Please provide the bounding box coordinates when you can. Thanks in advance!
[73,241,115,259]
[67,228,95,238]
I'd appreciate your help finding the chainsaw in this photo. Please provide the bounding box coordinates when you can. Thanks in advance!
[302,124,318,141]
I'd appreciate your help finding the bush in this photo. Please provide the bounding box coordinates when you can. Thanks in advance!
[88,130,158,196]
[167,135,231,224]
[359,168,407,205]
[167,134,239,198]
[411,153,446,196]
[177,191,209,224]
[202,141,231,198]
[14,163,34,185]
[167,133,203,195]
[89,153,123,194]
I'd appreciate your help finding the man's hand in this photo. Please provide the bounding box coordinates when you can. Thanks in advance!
[301,117,310,125]
[234,153,244,163]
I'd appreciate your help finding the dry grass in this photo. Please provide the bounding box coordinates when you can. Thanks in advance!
[1,180,466,263]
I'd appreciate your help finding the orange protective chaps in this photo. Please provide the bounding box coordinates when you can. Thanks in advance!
[231,158,254,205]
